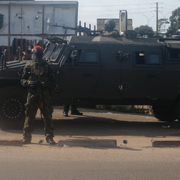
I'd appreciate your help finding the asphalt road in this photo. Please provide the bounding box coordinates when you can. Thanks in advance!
[0,107,180,180]
[1,146,180,180]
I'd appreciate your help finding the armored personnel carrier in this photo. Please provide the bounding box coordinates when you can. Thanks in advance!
[0,33,180,128]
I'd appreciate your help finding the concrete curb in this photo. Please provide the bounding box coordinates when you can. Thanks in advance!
[0,140,23,146]
[58,139,117,148]
[152,141,180,147]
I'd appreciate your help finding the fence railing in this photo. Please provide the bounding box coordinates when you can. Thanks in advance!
[0,21,96,62]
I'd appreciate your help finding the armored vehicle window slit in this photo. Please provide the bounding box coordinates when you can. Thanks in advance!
[167,48,180,60]
[135,52,145,65]
[43,44,56,60]
[147,54,160,64]
[49,46,61,62]
[135,52,162,66]
[79,51,98,62]
[65,49,82,65]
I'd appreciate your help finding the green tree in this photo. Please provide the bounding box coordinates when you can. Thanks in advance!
[134,25,154,37]
[158,18,169,33]
[166,7,180,37]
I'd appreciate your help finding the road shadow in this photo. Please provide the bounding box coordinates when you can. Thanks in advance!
[52,116,180,137]
[2,114,180,138]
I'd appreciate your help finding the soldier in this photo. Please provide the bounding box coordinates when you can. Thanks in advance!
[63,105,83,117]
[21,45,56,144]
[103,19,119,37]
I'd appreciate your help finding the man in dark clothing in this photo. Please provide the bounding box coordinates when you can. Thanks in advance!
[63,105,83,117]
[21,45,56,144]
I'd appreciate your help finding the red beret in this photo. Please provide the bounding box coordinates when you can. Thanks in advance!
[32,46,43,53]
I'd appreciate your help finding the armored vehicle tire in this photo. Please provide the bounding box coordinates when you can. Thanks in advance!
[0,86,27,129]
[150,105,176,122]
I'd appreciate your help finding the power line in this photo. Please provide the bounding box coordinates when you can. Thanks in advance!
[161,3,179,7]
[81,7,158,12]
[109,8,153,11]
[161,8,175,11]
[80,2,176,15]
[80,2,178,8]
[81,6,154,10]
[129,11,154,14]
[80,3,152,7]
[80,2,178,9]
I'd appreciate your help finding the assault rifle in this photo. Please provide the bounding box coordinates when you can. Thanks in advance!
[52,24,103,38]
[28,81,44,120]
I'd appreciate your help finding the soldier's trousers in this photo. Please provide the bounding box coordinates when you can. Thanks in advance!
[63,104,77,113]
[23,90,54,139]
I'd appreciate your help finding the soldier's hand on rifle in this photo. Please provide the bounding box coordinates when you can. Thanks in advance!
[29,81,42,88]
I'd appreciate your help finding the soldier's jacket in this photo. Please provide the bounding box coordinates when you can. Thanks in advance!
[21,59,55,94]
[103,30,119,37]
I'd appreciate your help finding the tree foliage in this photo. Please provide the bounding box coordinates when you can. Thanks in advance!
[158,18,169,33]
[166,7,180,37]
[134,25,154,37]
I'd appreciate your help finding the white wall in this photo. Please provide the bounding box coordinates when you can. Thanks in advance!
[0,1,78,46]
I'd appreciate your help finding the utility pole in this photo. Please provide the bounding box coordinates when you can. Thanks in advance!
[156,2,158,34]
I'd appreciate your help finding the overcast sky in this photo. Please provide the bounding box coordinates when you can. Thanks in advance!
[38,0,180,31]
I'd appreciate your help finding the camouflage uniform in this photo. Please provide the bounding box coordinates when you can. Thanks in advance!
[21,57,55,140]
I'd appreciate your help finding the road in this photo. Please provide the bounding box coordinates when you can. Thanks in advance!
[0,107,180,180]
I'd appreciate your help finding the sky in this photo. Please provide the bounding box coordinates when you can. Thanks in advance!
[38,0,180,32]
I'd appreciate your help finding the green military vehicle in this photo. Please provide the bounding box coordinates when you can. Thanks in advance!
[0,33,180,128]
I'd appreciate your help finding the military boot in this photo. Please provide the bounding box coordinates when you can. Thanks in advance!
[22,136,31,144]
[71,105,83,115]
[63,105,69,117]
[22,132,31,144]
[46,136,56,145]
[63,110,68,117]
[71,110,83,115]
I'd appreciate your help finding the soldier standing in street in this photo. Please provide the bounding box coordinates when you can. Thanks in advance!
[21,45,56,144]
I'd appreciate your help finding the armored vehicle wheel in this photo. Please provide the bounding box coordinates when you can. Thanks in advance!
[0,86,27,129]
[150,105,176,122]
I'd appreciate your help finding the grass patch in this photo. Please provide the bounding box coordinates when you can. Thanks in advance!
[96,105,150,114]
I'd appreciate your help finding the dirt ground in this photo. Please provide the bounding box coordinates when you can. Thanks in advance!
[0,106,180,149]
